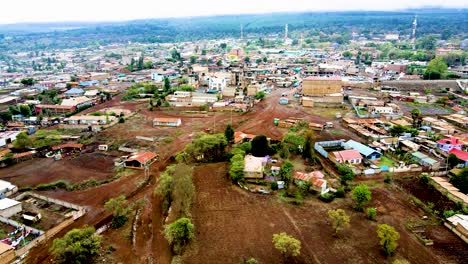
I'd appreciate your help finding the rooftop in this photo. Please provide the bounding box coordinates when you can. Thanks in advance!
[0,198,21,210]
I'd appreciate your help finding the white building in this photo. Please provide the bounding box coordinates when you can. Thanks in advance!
[0,132,20,147]
[0,198,22,218]
[208,77,227,92]
[0,180,17,198]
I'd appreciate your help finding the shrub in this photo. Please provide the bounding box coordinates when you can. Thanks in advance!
[319,193,334,203]
[377,224,400,256]
[164,217,194,254]
[119,117,125,123]
[443,210,456,219]
[50,226,101,263]
[367,207,377,221]
[335,187,345,198]
[328,209,350,234]
[352,184,372,211]
[270,181,278,190]
[384,174,392,184]
[272,232,301,257]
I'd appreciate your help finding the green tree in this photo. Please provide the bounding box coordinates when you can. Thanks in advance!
[20,78,35,86]
[50,226,101,264]
[410,108,421,128]
[450,167,468,194]
[447,153,461,169]
[144,60,153,69]
[337,164,355,186]
[424,57,448,80]
[367,207,377,221]
[282,132,305,153]
[272,232,301,258]
[377,224,400,256]
[343,51,352,59]
[244,56,250,63]
[104,195,130,228]
[180,134,227,163]
[254,91,266,100]
[251,134,269,157]
[328,209,350,234]
[220,43,227,49]
[352,184,372,211]
[201,49,207,55]
[13,132,32,149]
[164,217,194,254]
[190,56,197,64]
[302,131,315,161]
[224,124,234,143]
[229,154,245,182]
[279,160,294,187]
[389,124,406,137]
[216,60,223,66]
[164,77,171,92]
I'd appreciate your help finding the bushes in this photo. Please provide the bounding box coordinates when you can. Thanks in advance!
[319,193,335,203]
[335,187,345,198]
[229,154,245,182]
[270,181,278,190]
[367,208,377,221]
[164,217,195,254]
[443,210,456,219]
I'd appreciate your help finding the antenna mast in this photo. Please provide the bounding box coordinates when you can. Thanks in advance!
[411,16,417,50]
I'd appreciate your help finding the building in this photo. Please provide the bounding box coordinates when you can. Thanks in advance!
[244,155,265,179]
[293,171,329,194]
[208,77,227,92]
[345,140,381,160]
[0,180,17,199]
[448,148,468,168]
[332,149,363,164]
[0,132,20,147]
[234,131,256,144]
[411,151,440,170]
[125,152,158,169]
[35,104,75,115]
[61,96,94,109]
[302,76,342,96]
[437,137,464,153]
[445,214,468,243]
[368,106,394,115]
[0,198,22,218]
[153,117,182,127]
[0,242,15,264]
[66,115,115,125]
[64,88,85,97]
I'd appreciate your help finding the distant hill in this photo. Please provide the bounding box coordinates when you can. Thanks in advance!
[0,8,466,51]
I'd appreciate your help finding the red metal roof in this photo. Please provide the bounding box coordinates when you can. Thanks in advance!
[449,148,468,162]
[437,137,462,145]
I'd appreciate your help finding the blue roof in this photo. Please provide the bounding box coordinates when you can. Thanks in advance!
[345,140,380,157]
[65,88,85,94]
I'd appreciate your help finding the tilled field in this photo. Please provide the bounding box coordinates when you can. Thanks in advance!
[183,163,467,264]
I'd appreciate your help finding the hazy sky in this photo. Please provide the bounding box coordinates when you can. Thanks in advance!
[1,0,467,24]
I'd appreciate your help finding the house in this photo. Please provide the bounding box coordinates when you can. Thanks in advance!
[368,106,394,115]
[448,148,468,168]
[84,89,99,97]
[0,198,22,218]
[51,143,84,152]
[153,117,182,127]
[411,151,440,170]
[244,155,265,179]
[293,171,329,194]
[380,137,399,150]
[0,132,20,147]
[437,137,464,153]
[64,88,85,97]
[35,104,75,115]
[345,140,381,160]
[332,149,363,164]
[234,131,256,144]
[125,152,158,169]
[0,180,17,199]
[400,140,420,152]
[61,96,94,109]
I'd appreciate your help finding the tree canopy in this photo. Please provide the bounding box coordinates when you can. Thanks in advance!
[164,217,195,254]
[251,134,269,157]
[377,224,400,256]
[328,209,350,234]
[50,226,101,264]
[352,184,372,211]
[272,232,301,258]
[424,57,448,80]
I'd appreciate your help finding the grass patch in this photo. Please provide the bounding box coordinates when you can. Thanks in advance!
[377,156,394,167]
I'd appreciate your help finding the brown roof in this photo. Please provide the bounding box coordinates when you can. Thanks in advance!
[37,104,75,109]
[126,152,157,164]
[51,143,84,150]
[13,151,34,159]
[153,117,181,123]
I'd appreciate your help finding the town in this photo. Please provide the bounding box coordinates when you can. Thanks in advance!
[0,6,467,264]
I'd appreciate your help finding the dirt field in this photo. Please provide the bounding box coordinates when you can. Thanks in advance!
[0,153,117,187]
[182,163,467,264]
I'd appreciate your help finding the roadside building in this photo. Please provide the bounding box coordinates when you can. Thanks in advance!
[153,117,182,127]
[64,88,85,97]
[302,76,342,96]
[0,132,20,147]
[0,180,17,199]
[67,115,115,125]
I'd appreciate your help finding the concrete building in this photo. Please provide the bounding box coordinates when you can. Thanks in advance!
[332,149,363,164]
[302,76,342,96]
[153,117,182,127]
[0,132,20,147]
[0,198,22,218]
[0,180,17,199]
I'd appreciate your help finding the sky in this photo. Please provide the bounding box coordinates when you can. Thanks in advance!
[1,0,467,24]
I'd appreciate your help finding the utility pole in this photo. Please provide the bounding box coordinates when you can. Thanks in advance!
[411,16,417,50]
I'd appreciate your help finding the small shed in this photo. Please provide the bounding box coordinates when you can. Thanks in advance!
[125,152,158,169]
